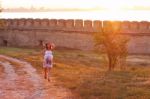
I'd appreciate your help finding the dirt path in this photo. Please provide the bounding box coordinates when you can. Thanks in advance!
[127,56,150,64]
[0,55,74,99]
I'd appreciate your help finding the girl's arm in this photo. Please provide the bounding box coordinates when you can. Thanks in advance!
[51,43,55,50]
[51,58,53,65]
[42,49,45,56]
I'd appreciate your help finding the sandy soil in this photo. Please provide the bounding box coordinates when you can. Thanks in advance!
[0,55,74,99]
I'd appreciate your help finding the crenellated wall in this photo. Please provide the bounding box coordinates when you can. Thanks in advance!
[0,19,103,32]
[1,19,150,34]
[0,19,150,54]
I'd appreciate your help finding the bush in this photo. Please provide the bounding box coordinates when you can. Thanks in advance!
[94,22,129,71]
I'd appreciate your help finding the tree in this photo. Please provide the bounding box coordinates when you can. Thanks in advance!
[94,21,129,71]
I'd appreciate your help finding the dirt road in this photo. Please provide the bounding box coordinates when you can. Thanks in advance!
[0,55,73,99]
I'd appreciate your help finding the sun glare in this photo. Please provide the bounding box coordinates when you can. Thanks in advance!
[1,0,150,21]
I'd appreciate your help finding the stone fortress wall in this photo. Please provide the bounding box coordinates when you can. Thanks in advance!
[0,19,150,54]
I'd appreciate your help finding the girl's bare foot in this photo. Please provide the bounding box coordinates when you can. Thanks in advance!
[44,75,47,79]
[48,78,51,82]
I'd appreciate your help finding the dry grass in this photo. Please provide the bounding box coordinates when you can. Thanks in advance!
[0,47,150,99]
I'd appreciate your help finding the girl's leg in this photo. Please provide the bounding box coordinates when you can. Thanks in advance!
[47,58,52,81]
[44,68,47,79]
[47,67,51,82]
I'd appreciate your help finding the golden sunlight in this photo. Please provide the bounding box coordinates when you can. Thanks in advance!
[1,0,150,21]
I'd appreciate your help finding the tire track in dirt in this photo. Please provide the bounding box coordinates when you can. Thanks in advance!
[0,61,19,98]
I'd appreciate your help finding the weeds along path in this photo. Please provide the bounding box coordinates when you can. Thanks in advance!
[0,55,73,99]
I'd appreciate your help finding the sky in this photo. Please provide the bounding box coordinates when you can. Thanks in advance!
[1,0,150,21]
[2,0,150,11]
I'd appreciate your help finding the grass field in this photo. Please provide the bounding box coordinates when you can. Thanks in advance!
[0,47,150,99]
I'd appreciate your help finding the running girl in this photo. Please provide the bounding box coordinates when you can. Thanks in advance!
[43,42,54,82]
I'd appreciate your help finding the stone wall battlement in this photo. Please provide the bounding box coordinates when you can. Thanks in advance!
[0,19,101,32]
[1,19,150,34]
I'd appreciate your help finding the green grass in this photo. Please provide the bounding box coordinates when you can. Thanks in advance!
[0,47,150,99]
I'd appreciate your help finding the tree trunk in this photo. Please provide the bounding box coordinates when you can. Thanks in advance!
[108,54,112,71]
[112,56,117,70]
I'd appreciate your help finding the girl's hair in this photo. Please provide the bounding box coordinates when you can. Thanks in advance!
[45,43,52,50]
[45,43,48,50]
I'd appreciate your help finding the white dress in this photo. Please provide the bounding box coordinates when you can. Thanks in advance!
[43,50,53,68]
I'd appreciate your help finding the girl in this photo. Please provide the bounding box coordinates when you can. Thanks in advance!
[43,42,54,82]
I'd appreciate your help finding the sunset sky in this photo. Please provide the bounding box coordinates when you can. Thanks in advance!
[1,0,150,20]
[2,0,150,11]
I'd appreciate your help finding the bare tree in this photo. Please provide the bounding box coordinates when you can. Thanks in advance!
[94,21,129,71]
